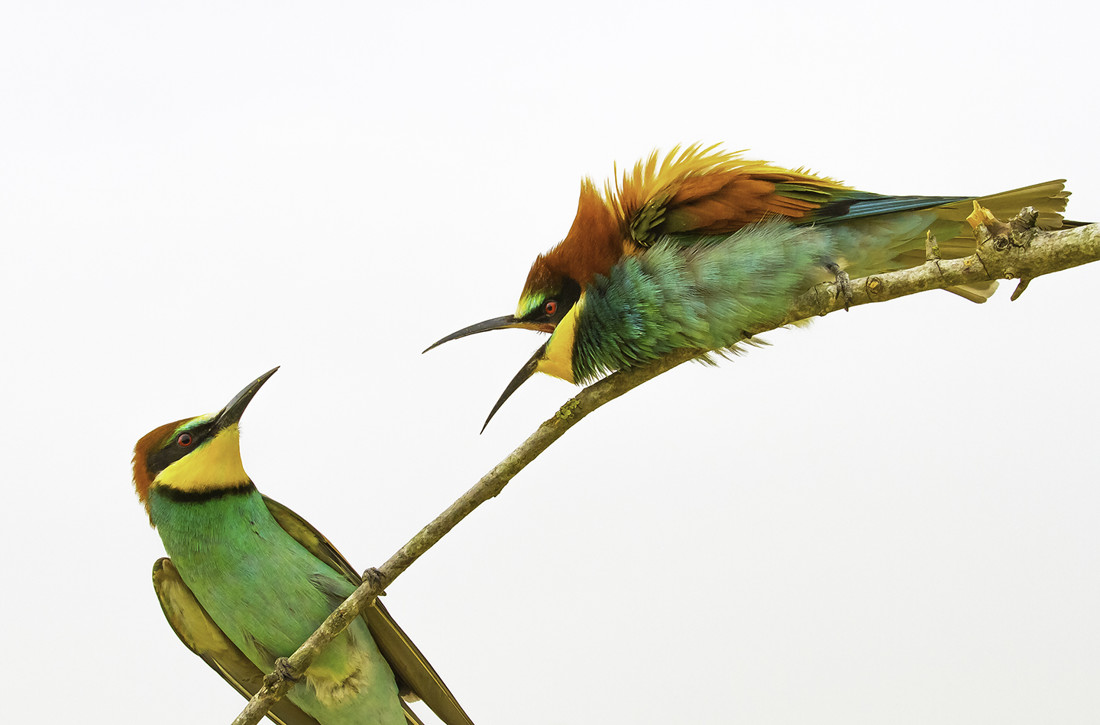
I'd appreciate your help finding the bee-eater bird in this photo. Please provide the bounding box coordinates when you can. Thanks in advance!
[133,368,474,725]
[425,144,1071,430]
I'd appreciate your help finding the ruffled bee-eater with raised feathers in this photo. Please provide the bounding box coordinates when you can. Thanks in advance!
[133,368,475,725]
[425,144,1071,430]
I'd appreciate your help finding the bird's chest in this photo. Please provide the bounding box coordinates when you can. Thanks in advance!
[149,489,339,660]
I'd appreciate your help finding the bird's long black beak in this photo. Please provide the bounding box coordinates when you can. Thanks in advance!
[216,367,279,429]
[481,342,546,433]
[423,315,529,353]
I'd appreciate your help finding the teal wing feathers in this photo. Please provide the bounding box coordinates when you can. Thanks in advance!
[614,148,1070,259]
[263,496,476,725]
[151,558,320,725]
[797,191,968,225]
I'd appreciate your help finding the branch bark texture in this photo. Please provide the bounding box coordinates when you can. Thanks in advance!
[232,220,1098,724]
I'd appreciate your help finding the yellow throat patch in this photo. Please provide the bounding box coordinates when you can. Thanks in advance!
[154,423,251,493]
[537,299,582,383]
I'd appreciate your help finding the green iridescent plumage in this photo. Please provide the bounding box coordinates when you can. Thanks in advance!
[424,145,1072,428]
[570,180,1071,383]
[135,370,474,725]
[152,484,406,724]
[572,222,825,381]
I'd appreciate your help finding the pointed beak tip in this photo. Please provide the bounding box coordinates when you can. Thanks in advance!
[218,366,280,428]
[479,341,547,432]
[425,315,521,354]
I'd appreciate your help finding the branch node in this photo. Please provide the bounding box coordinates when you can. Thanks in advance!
[555,397,582,422]
[968,200,1014,250]
[1011,206,1040,233]
[1010,277,1032,301]
[866,276,885,297]
[925,230,941,261]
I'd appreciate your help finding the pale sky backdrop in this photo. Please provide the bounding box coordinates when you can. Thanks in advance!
[3,2,1099,723]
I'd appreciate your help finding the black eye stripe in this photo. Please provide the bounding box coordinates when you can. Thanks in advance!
[146,420,218,477]
[524,278,582,324]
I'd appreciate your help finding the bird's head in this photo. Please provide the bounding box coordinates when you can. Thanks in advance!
[132,368,278,523]
[424,179,621,431]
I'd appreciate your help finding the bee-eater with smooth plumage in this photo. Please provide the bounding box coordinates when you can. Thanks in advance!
[133,368,474,725]
[425,144,1072,429]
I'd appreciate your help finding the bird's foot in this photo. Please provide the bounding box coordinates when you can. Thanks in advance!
[264,657,302,689]
[362,567,389,596]
[825,262,853,310]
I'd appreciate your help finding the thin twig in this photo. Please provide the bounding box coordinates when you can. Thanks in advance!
[232,220,1098,724]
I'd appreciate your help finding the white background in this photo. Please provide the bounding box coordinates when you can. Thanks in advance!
[3,2,1099,723]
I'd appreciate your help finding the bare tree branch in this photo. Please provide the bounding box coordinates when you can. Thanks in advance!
[232,217,1098,725]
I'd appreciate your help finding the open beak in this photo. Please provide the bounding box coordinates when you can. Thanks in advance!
[481,342,546,433]
[425,315,556,433]
[216,367,279,429]
[423,315,554,353]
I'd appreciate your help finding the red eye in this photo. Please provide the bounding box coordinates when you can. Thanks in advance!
[177,433,193,447]
[543,300,557,316]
